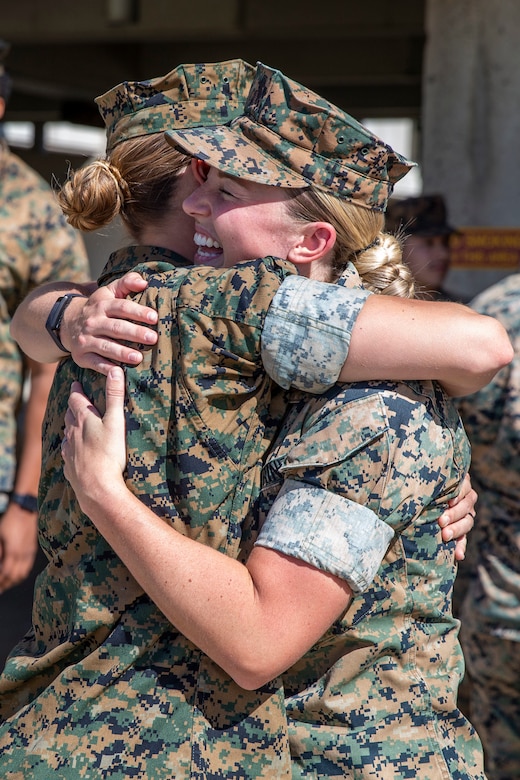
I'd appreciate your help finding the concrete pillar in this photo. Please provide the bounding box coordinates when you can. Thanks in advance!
[422,0,520,297]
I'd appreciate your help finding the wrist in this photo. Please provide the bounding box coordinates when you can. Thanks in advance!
[45,293,87,354]
[73,472,126,516]
[59,295,88,353]
[11,492,38,513]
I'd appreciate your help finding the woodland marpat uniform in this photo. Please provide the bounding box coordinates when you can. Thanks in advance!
[255,268,486,779]
[0,248,294,780]
[0,246,368,778]
[0,141,89,507]
[458,273,520,780]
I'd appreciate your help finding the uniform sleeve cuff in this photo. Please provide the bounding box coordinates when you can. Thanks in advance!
[255,479,393,593]
[261,276,371,393]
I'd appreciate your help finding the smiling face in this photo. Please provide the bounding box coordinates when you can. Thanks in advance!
[181,166,307,269]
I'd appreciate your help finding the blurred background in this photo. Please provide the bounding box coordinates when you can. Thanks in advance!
[3,0,520,297]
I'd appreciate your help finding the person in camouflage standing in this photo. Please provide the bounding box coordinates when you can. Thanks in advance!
[56,63,497,779]
[0,39,89,609]
[2,61,506,779]
[457,273,520,780]
[0,58,300,780]
[385,194,463,301]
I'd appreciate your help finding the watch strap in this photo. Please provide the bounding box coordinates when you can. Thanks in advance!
[11,493,38,513]
[45,293,86,353]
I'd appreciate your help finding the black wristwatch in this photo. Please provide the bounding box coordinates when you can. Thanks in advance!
[11,493,38,513]
[45,293,86,353]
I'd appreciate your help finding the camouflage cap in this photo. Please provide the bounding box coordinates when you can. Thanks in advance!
[385,194,456,236]
[96,59,255,152]
[164,62,415,210]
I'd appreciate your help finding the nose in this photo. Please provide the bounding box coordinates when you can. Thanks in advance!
[182,179,211,218]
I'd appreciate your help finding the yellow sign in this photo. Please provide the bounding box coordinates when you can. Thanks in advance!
[450,228,520,270]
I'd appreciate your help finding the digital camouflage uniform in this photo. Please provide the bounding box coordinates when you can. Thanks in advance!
[457,273,520,780]
[167,64,486,777]
[0,141,89,509]
[0,60,474,779]
[0,245,368,779]
[255,266,486,779]
[0,57,371,779]
[385,194,463,302]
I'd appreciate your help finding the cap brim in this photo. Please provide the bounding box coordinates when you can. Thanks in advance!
[164,123,309,188]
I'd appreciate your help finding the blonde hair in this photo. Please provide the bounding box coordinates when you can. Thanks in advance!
[287,188,415,299]
[56,134,190,241]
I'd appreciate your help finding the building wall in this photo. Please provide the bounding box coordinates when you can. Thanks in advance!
[422,0,520,299]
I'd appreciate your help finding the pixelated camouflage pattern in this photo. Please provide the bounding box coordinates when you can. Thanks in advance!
[0,143,89,506]
[165,62,415,210]
[262,268,370,392]
[258,478,394,592]
[385,194,455,237]
[0,245,296,778]
[457,273,520,780]
[258,350,486,776]
[461,607,520,780]
[96,59,255,151]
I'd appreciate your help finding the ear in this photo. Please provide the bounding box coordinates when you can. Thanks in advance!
[191,158,210,184]
[0,98,5,122]
[286,222,336,268]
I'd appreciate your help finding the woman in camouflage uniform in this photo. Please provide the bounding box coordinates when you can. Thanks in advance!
[56,64,506,779]
[5,62,508,778]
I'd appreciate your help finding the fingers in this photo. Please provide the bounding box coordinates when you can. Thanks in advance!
[73,349,143,376]
[106,271,149,299]
[104,367,126,423]
[104,273,158,326]
[0,550,34,591]
[94,298,158,330]
[66,380,101,423]
[65,276,158,372]
[447,473,476,507]
[454,534,468,562]
[0,511,38,592]
[70,298,157,371]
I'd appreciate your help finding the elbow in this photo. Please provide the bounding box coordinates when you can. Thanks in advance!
[223,650,285,691]
[9,315,21,346]
[232,668,279,692]
[479,318,514,374]
[448,317,513,398]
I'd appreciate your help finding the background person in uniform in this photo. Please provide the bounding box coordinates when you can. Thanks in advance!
[385,193,464,301]
[457,272,520,780]
[0,39,89,628]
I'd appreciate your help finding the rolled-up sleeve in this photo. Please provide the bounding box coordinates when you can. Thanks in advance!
[255,478,394,594]
[261,276,371,393]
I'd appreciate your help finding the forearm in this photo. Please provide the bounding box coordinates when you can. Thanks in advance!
[74,475,349,690]
[342,296,514,396]
[15,359,57,495]
[11,281,95,362]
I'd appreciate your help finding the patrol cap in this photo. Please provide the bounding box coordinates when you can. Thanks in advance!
[96,58,256,152]
[385,194,455,236]
[164,62,415,210]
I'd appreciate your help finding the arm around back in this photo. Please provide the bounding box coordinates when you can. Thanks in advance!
[341,295,513,396]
